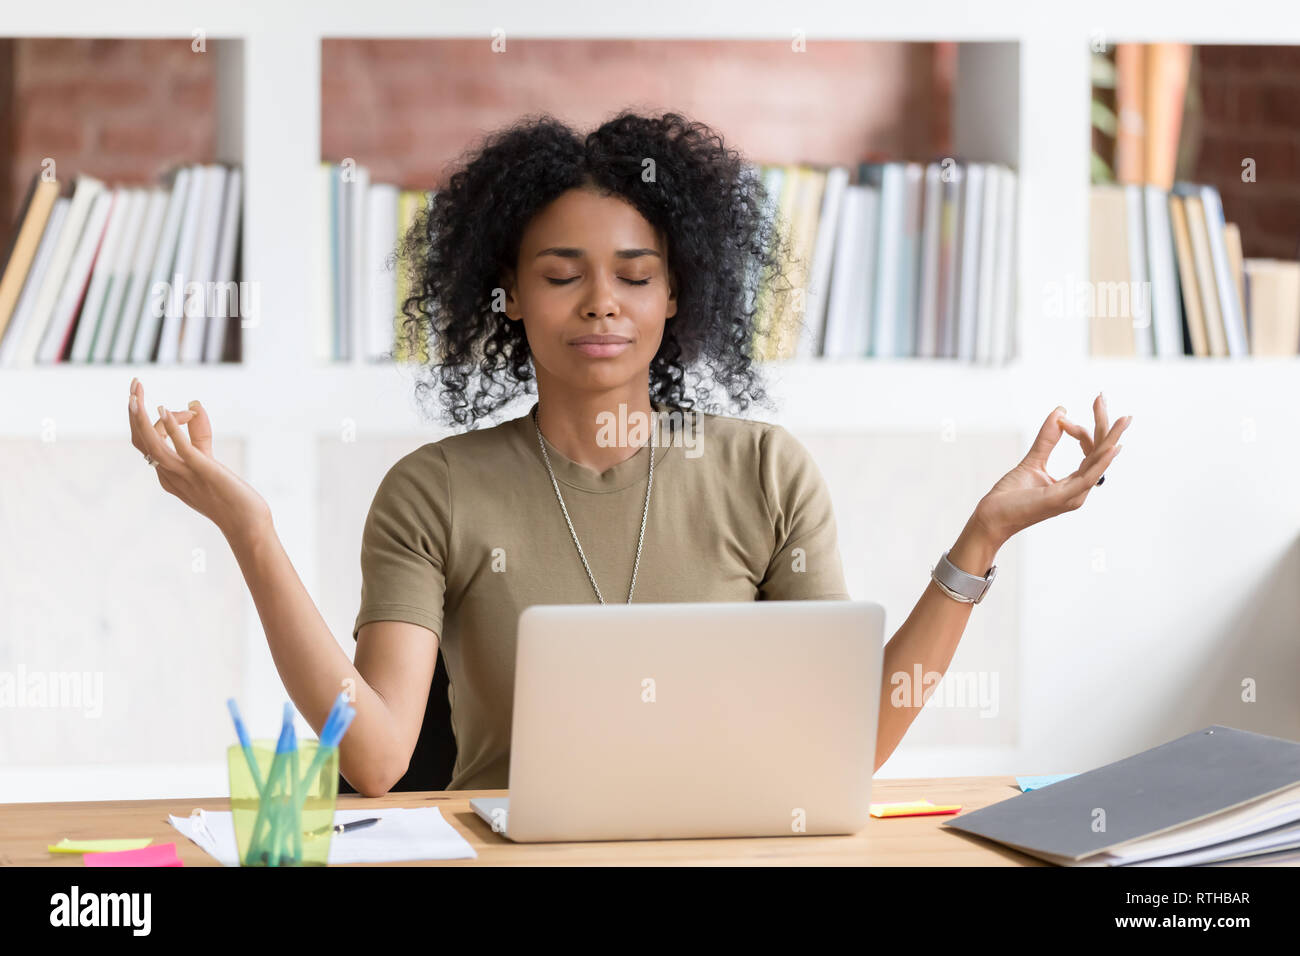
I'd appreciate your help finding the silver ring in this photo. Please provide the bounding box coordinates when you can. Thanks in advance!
[143,453,158,467]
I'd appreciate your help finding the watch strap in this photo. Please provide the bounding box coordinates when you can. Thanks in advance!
[931,549,997,604]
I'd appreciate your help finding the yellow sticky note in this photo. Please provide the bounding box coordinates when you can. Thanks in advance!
[869,799,962,818]
[49,838,153,854]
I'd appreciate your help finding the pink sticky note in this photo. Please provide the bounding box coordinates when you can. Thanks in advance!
[83,843,183,867]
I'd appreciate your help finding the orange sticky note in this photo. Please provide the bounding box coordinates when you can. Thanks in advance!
[869,799,962,818]
[83,843,182,867]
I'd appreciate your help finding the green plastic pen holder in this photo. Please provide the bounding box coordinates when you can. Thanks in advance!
[227,740,339,867]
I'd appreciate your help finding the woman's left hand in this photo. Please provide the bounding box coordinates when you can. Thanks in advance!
[972,392,1132,548]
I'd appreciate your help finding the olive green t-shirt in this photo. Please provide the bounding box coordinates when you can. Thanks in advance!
[352,400,850,790]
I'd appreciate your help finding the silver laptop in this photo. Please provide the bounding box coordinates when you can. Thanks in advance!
[471,600,885,842]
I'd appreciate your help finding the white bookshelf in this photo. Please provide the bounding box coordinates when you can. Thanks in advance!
[4,0,1300,803]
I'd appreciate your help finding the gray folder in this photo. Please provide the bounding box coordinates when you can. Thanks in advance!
[942,725,1300,863]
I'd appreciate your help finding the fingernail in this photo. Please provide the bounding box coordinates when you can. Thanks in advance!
[157,404,165,417]
[1115,444,1123,454]
[188,400,200,411]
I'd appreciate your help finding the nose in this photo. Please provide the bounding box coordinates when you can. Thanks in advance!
[580,269,619,320]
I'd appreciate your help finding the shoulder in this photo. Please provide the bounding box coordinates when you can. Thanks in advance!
[681,407,815,469]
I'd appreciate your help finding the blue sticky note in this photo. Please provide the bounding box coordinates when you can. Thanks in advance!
[1016,773,1078,792]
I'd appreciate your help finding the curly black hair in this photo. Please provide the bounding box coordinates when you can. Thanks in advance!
[394,109,793,429]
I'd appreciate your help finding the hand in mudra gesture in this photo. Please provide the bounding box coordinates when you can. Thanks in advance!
[127,378,271,544]
[972,392,1132,548]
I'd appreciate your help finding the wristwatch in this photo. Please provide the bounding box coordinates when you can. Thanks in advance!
[930,550,997,604]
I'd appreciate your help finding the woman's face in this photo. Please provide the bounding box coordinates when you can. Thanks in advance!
[503,186,677,396]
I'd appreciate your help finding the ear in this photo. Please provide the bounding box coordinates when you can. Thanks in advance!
[665,270,678,321]
[499,267,522,322]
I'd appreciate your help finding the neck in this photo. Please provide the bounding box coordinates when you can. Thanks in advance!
[534,380,656,476]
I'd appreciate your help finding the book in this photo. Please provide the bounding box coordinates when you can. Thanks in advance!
[1222,221,1247,343]
[937,164,965,359]
[37,189,114,363]
[862,162,904,358]
[1143,185,1183,357]
[944,725,1300,867]
[954,163,985,361]
[1243,259,1300,356]
[180,164,228,362]
[822,183,878,359]
[975,164,1001,363]
[989,166,1018,364]
[914,162,944,358]
[156,165,208,363]
[364,182,400,362]
[1123,184,1153,357]
[1114,44,1147,185]
[205,167,243,362]
[90,189,149,363]
[130,167,193,363]
[13,174,105,366]
[1180,192,1228,356]
[1088,184,1135,356]
[0,198,70,366]
[1187,183,1249,357]
[797,165,849,359]
[106,188,168,363]
[0,175,59,347]
[1167,194,1208,356]
[68,187,136,363]
[1143,44,1193,189]
[393,189,428,364]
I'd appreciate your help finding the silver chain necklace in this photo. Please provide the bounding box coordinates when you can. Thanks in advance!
[532,405,654,604]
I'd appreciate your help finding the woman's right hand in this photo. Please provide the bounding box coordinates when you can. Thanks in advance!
[127,377,272,547]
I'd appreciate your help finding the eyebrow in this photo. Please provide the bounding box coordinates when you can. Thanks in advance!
[534,247,662,260]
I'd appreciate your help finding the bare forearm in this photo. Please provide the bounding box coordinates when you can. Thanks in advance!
[874,517,1001,771]
[225,519,406,794]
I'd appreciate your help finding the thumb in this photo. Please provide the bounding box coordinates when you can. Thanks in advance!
[1023,406,1066,468]
[185,400,214,456]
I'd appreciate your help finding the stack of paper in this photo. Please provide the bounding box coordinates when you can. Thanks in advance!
[945,725,1300,866]
[169,807,477,865]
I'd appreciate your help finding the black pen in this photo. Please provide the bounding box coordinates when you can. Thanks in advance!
[305,816,381,839]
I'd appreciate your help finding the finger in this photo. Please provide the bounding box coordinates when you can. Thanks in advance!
[183,400,214,457]
[1058,417,1094,457]
[1022,406,1067,468]
[1058,443,1123,506]
[1093,392,1109,449]
[152,409,196,441]
[157,404,199,464]
[128,379,184,469]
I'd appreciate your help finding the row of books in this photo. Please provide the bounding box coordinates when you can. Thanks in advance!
[0,164,243,366]
[320,161,431,363]
[1100,43,1192,188]
[1089,182,1300,356]
[750,159,1018,363]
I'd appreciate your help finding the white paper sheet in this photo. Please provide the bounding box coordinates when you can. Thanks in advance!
[169,807,477,865]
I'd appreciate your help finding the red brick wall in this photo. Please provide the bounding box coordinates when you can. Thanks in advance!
[1,37,950,250]
[322,39,953,187]
[2,38,215,251]
[1192,45,1300,259]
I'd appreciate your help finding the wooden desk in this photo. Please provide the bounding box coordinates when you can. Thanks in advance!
[3,776,1042,866]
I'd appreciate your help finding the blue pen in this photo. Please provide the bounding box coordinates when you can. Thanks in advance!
[226,698,265,794]
[251,703,294,864]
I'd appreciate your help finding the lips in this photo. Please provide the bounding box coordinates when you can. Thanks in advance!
[569,333,633,358]
[569,334,632,345]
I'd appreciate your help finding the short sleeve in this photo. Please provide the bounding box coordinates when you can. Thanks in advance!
[757,424,851,601]
[352,444,451,641]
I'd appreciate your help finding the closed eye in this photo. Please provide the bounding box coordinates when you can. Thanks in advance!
[545,277,652,286]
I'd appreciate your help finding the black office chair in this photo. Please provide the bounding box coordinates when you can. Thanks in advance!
[338,648,457,794]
